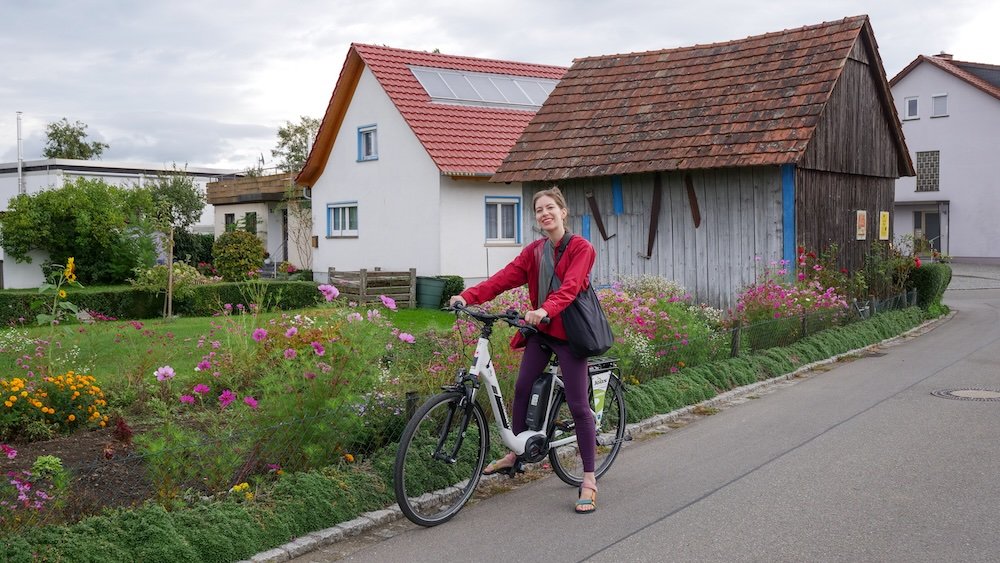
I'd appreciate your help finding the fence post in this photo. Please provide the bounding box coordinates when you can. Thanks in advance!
[408,268,417,309]
[730,319,741,358]
[406,392,419,421]
[801,313,808,338]
[359,268,368,302]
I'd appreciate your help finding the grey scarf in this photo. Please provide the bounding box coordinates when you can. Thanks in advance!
[537,233,571,307]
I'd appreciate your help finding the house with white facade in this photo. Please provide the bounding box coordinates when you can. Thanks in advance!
[0,158,239,288]
[295,44,566,283]
[889,53,1000,263]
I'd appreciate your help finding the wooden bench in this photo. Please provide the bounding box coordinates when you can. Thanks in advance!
[327,268,416,308]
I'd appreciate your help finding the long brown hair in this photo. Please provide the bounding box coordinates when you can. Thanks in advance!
[532,186,567,211]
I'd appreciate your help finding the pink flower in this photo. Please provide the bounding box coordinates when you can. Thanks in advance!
[244,396,259,409]
[346,312,363,322]
[398,332,415,343]
[284,348,297,359]
[196,360,212,371]
[379,295,397,310]
[179,395,196,405]
[219,389,237,409]
[318,284,340,302]
[224,303,233,311]
[252,328,268,342]
[193,384,210,395]
[303,371,317,380]
[285,327,298,338]
[311,342,325,356]
[367,309,381,321]
[154,366,175,381]
[1,444,16,459]
[131,321,144,330]
[211,340,221,349]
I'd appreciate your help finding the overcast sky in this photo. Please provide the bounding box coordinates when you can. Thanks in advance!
[1,0,996,170]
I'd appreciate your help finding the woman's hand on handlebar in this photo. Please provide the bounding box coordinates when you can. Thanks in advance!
[524,307,549,326]
[448,295,467,309]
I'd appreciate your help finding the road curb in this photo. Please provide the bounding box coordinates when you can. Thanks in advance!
[241,310,954,563]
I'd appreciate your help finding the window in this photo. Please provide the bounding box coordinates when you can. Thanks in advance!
[224,213,235,232]
[485,197,520,243]
[931,94,948,117]
[357,125,378,161]
[903,96,919,120]
[915,151,940,192]
[327,203,358,237]
[244,212,257,235]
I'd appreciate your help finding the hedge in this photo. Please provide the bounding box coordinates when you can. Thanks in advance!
[0,281,323,325]
[907,262,952,310]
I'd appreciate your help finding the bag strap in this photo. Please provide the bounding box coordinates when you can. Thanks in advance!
[548,232,574,290]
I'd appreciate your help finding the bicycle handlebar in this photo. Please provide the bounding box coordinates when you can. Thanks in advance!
[446,303,549,331]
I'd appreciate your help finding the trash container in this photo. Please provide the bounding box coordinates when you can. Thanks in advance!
[416,276,447,309]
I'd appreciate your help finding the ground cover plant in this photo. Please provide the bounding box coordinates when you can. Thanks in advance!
[0,244,950,561]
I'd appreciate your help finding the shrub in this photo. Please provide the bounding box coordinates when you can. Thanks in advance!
[907,262,952,310]
[212,230,264,282]
[172,231,214,266]
[129,262,218,300]
[437,275,465,308]
[0,372,110,441]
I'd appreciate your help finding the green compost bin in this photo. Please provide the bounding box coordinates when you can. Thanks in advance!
[416,276,447,309]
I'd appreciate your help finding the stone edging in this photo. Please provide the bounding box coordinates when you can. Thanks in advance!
[242,310,954,563]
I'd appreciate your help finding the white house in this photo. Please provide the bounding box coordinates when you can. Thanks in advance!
[295,44,566,284]
[0,158,240,288]
[889,54,1000,263]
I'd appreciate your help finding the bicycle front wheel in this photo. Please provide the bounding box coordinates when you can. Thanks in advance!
[549,375,626,486]
[393,391,488,526]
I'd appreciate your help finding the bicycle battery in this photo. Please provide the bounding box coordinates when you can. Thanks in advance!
[524,373,553,431]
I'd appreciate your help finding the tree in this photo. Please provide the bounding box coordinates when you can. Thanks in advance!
[271,116,320,173]
[42,118,110,160]
[276,187,314,271]
[0,177,155,284]
[141,165,207,318]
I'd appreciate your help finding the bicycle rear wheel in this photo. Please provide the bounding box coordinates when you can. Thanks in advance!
[549,375,626,486]
[394,390,488,526]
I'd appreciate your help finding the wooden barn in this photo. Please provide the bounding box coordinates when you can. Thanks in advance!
[492,15,914,308]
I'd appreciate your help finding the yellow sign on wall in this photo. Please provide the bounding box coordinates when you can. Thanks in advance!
[856,210,868,240]
[879,211,890,240]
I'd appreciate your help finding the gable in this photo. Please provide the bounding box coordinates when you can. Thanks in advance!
[493,16,908,183]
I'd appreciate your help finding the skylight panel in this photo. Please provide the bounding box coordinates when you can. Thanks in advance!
[410,65,559,109]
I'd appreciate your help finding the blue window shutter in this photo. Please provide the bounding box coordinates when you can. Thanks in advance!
[611,175,624,214]
[582,215,591,241]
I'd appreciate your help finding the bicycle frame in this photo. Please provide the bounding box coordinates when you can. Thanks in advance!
[465,329,612,456]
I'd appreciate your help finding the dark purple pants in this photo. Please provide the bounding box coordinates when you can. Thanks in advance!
[512,335,596,473]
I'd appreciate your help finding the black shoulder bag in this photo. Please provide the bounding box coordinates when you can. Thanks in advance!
[550,234,615,358]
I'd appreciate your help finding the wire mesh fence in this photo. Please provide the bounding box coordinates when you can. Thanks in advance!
[1,290,918,534]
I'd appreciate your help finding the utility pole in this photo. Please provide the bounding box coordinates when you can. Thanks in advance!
[16,111,25,195]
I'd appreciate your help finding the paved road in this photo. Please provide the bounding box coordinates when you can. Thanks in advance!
[288,268,1000,563]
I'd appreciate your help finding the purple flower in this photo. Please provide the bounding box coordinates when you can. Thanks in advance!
[318,284,340,302]
[303,371,317,380]
[179,395,196,405]
[244,396,259,409]
[379,295,397,310]
[223,303,233,311]
[211,340,221,349]
[154,366,175,381]
[284,348,297,360]
[346,312,362,322]
[285,327,298,338]
[195,360,212,371]
[398,332,415,343]
[193,384,210,394]
[1,444,16,459]
[219,389,237,409]
[311,341,325,356]
[252,328,268,342]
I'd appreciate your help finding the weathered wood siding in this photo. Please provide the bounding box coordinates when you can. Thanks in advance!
[799,39,901,178]
[795,168,895,271]
[524,167,783,309]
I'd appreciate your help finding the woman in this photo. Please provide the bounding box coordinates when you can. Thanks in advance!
[449,186,599,514]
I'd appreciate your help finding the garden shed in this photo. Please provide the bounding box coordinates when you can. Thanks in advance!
[492,15,914,308]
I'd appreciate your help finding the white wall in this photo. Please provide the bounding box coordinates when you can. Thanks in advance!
[892,61,1000,261]
[439,176,524,284]
[311,67,443,280]
[2,250,47,289]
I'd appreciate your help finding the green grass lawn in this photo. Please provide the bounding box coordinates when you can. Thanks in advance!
[0,305,456,393]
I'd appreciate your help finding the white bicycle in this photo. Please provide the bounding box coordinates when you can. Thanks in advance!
[393,304,627,526]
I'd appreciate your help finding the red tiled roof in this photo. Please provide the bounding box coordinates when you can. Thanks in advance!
[890,55,1000,101]
[493,15,888,182]
[296,44,565,185]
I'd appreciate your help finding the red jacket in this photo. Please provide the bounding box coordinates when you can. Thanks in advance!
[461,235,596,344]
